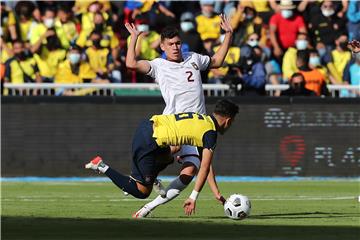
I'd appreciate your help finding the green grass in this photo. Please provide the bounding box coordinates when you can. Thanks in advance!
[2,181,360,240]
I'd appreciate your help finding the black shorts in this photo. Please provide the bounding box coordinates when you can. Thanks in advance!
[130,120,172,186]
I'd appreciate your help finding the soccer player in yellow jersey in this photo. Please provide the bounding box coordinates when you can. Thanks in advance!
[86,99,238,216]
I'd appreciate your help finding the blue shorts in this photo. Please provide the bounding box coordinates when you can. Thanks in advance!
[130,120,172,186]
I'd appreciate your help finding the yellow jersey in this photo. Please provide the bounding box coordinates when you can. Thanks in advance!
[55,60,96,84]
[196,14,221,41]
[4,57,39,84]
[151,113,218,151]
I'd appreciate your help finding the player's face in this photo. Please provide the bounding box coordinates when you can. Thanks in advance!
[160,36,182,62]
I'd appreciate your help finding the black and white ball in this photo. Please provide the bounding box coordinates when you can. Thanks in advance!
[224,194,251,220]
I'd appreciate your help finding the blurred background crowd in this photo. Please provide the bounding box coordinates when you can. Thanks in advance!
[0,0,359,97]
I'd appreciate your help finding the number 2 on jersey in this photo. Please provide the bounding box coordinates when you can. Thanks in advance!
[186,71,194,82]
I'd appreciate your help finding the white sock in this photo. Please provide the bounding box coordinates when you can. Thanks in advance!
[146,177,187,211]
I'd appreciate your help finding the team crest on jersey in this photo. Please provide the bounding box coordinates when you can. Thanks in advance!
[191,62,199,70]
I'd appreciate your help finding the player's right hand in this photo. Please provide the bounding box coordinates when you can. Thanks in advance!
[183,198,196,216]
[124,23,142,37]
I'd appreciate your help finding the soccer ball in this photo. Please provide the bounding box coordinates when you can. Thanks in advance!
[224,194,251,220]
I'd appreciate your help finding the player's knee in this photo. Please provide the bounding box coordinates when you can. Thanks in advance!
[181,163,198,176]
[179,174,194,185]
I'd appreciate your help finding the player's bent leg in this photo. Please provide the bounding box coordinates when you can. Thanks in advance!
[135,161,198,218]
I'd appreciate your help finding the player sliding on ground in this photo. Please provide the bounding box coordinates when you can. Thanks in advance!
[85,99,239,216]
[124,14,233,218]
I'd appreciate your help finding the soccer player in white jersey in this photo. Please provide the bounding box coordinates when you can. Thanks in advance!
[125,14,233,217]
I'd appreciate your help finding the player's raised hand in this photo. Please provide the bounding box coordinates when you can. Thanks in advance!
[219,14,233,34]
[124,22,142,37]
[348,40,360,53]
[183,198,196,216]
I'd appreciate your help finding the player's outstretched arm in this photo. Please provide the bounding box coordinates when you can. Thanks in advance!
[210,14,233,69]
[207,165,226,205]
[183,148,213,216]
[125,23,151,74]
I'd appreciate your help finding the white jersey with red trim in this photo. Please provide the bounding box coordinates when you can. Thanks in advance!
[147,52,210,115]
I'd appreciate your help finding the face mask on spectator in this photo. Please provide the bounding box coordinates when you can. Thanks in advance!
[69,53,81,64]
[137,24,149,32]
[44,18,54,28]
[339,41,348,51]
[321,9,334,17]
[247,39,258,47]
[292,81,305,93]
[296,39,308,50]
[93,39,101,48]
[202,11,213,18]
[309,56,320,66]
[94,23,104,32]
[15,51,27,61]
[180,22,194,32]
[318,48,326,57]
[281,10,293,19]
[245,14,254,20]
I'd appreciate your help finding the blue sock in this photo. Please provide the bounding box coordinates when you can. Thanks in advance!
[105,167,148,199]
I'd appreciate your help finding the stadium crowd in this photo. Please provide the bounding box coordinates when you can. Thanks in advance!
[0,0,359,96]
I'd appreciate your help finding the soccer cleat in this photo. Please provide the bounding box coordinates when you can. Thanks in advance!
[132,205,151,218]
[153,179,166,197]
[85,156,104,171]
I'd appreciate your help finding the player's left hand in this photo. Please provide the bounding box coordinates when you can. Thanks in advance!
[219,13,233,34]
[183,198,196,216]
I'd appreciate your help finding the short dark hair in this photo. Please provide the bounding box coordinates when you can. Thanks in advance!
[296,49,309,64]
[160,27,180,42]
[290,72,305,82]
[214,99,239,118]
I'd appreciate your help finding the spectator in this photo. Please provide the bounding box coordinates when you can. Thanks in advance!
[55,45,96,95]
[73,0,111,17]
[55,5,78,50]
[127,16,160,61]
[1,2,17,41]
[327,33,352,84]
[237,45,267,96]
[308,0,347,50]
[85,30,114,83]
[341,40,360,97]
[296,50,328,96]
[282,32,309,81]
[4,40,42,85]
[76,2,112,50]
[179,12,205,54]
[14,1,37,42]
[208,33,240,84]
[29,7,62,54]
[33,42,67,83]
[308,49,331,83]
[347,0,360,41]
[196,0,221,42]
[269,0,306,59]
[281,72,316,96]
[250,0,280,24]
[230,1,267,47]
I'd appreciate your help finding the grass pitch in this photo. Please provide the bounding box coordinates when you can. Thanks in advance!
[2,180,359,240]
